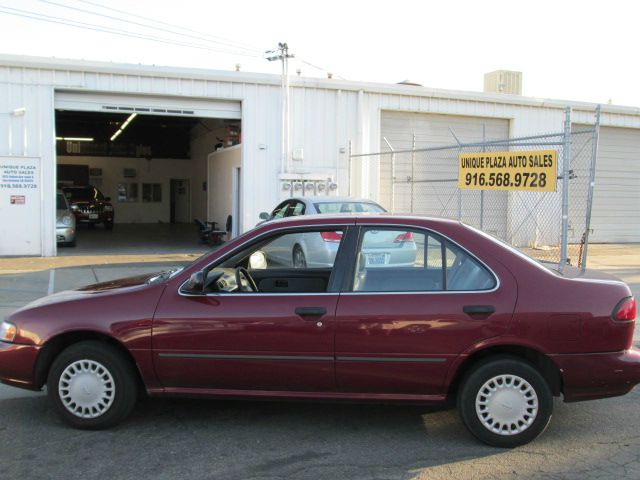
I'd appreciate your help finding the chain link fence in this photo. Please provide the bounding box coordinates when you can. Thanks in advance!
[350,107,601,270]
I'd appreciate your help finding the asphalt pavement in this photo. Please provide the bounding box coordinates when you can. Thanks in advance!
[0,259,639,480]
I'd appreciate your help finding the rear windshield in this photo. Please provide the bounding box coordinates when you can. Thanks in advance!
[314,202,385,214]
[464,223,561,275]
[56,193,68,210]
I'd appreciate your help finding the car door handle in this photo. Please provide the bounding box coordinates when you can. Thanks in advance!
[295,307,327,317]
[463,305,496,315]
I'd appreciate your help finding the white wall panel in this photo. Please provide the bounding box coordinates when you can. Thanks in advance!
[1,55,640,255]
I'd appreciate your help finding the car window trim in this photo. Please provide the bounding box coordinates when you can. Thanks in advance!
[178,223,354,297]
[343,223,500,295]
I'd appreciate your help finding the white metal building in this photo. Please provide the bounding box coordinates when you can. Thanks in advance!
[0,54,639,257]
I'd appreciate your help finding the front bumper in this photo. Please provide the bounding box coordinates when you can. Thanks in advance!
[552,347,640,402]
[74,212,113,224]
[0,341,40,390]
[56,226,75,243]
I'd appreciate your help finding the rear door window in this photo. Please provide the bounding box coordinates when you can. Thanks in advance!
[352,227,496,292]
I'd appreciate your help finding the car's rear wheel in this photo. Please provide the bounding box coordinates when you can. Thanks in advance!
[293,245,307,268]
[47,341,137,429]
[458,356,553,448]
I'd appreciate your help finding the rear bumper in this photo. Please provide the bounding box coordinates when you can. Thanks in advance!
[552,348,640,402]
[0,341,40,390]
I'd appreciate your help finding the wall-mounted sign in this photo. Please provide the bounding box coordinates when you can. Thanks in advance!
[458,150,557,192]
[0,157,41,256]
[0,161,39,191]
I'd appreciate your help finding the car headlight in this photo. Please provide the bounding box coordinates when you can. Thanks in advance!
[103,205,113,212]
[0,321,17,342]
[62,214,73,226]
[70,204,79,211]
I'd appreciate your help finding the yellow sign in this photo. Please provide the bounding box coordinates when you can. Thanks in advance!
[458,150,557,192]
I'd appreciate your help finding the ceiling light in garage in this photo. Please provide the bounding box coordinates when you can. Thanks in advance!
[55,137,94,142]
[110,113,138,142]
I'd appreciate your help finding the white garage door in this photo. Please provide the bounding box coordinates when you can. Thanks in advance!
[589,126,640,242]
[380,111,510,238]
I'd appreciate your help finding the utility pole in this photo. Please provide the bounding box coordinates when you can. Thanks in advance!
[266,43,294,174]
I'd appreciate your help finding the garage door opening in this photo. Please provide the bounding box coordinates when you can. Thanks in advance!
[54,107,241,256]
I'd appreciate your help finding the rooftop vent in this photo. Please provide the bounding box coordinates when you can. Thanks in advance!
[397,79,423,87]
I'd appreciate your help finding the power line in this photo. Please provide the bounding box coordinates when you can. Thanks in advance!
[298,58,346,80]
[37,0,263,55]
[0,4,261,57]
[75,0,263,54]
[1,2,346,80]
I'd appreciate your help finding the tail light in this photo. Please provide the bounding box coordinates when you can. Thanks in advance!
[394,232,414,243]
[320,231,343,243]
[612,297,636,321]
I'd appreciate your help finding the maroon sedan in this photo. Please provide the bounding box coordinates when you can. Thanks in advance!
[1,215,638,447]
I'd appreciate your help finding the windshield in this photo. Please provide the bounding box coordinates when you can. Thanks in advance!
[56,193,68,210]
[314,201,386,214]
[65,187,103,202]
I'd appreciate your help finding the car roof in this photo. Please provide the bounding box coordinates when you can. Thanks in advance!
[259,212,461,228]
[63,185,94,190]
[288,196,383,204]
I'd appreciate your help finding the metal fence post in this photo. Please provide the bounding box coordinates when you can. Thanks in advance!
[559,107,572,271]
[410,133,415,213]
[580,105,601,271]
[347,140,352,197]
[383,137,395,213]
[480,124,486,230]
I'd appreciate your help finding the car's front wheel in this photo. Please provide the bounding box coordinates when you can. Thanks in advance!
[47,341,138,429]
[458,356,553,448]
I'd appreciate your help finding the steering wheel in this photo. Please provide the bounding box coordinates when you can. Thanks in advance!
[235,267,258,293]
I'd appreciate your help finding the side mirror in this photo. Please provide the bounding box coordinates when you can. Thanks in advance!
[185,271,205,293]
[104,196,111,202]
[249,250,267,270]
[258,212,270,220]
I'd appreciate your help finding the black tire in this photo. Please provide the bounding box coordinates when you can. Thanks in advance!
[104,221,114,231]
[292,245,307,268]
[64,240,76,248]
[47,341,138,429]
[458,355,553,448]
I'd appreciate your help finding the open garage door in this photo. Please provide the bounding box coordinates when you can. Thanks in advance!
[55,92,241,120]
[54,92,241,256]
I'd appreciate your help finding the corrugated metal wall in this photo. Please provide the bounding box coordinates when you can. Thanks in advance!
[1,56,640,255]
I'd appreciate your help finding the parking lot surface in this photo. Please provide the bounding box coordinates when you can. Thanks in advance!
[0,250,639,480]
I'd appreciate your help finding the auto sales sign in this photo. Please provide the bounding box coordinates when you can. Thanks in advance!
[458,150,557,192]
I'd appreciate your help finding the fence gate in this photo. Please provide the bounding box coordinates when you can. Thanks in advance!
[349,106,601,271]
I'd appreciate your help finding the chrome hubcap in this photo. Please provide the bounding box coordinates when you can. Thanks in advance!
[475,374,538,436]
[58,359,115,419]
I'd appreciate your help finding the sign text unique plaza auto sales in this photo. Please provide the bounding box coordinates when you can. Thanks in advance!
[458,150,557,192]
[0,163,38,191]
